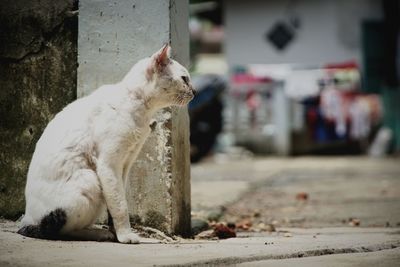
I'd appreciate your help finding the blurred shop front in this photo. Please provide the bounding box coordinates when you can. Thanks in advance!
[221,0,399,156]
[189,0,399,161]
[228,62,382,155]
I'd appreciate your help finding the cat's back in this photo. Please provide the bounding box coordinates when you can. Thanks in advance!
[37,97,92,149]
[33,85,120,159]
[28,84,124,182]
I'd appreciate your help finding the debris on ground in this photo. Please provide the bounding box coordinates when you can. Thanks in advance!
[193,205,279,240]
[236,219,252,230]
[296,192,309,201]
[213,223,236,239]
[348,218,361,227]
[195,229,216,240]
[233,216,277,233]
[256,222,276,232]
[134,225,178,243]
[193,215,277,240]
[194,223,236,240]
[283,232,293,237]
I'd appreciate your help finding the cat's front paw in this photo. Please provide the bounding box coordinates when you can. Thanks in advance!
[117,232,140,244]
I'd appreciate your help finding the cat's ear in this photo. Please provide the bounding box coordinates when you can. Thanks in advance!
[147,44,171,79]
[154,43,171,68]
[155,44,171,67]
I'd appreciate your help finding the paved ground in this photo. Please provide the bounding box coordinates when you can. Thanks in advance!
[1,222,399,266]
[1,156,400,266]
[191,156,400,266]
[239,247,400,267]
[192,157,400,228]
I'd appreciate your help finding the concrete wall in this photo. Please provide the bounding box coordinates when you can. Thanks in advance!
[224,0,383,67]
[78,0,191,236]
[0,0,78,219]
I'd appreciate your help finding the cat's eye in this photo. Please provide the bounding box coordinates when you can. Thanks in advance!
[181,76,189,85]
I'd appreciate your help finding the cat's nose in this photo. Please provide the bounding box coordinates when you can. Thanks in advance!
[191,87,196,96]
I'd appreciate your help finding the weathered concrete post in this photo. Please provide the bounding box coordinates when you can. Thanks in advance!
[0,0,77,219]
[78,0,191,236]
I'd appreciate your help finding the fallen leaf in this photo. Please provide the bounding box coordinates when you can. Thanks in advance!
[296,192,309,201]
[213,224,236,239]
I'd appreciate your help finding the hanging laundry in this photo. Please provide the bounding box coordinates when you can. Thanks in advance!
[349,95,382,139]
[320,88,347,137]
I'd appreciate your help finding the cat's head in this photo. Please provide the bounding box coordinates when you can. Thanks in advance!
[144,44,195,107]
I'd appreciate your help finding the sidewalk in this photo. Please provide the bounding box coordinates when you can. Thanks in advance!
[1,156,399,266]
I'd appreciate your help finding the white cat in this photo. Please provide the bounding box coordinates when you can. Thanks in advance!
[18,44,194,244]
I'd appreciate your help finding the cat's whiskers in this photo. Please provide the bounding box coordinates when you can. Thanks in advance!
[174,94,182,105]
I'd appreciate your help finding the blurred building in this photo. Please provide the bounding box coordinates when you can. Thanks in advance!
[224,0,382,66]
[217,0,399,156]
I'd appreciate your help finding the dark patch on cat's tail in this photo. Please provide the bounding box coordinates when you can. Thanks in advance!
[17,208,67,240]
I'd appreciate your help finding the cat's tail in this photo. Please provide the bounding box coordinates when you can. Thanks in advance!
[17,208,67,240]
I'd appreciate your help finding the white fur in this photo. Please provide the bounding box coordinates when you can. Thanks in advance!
[21,45,194,243]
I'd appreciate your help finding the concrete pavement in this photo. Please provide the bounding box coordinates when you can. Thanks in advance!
[1,156,399,266]
[0,221,399,266]
[239,248,400,267]
[192,156,400,228]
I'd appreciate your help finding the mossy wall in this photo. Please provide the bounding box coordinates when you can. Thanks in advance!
[0,0,77,219]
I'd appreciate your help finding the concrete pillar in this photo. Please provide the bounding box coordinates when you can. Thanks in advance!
[78,0,191,236]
